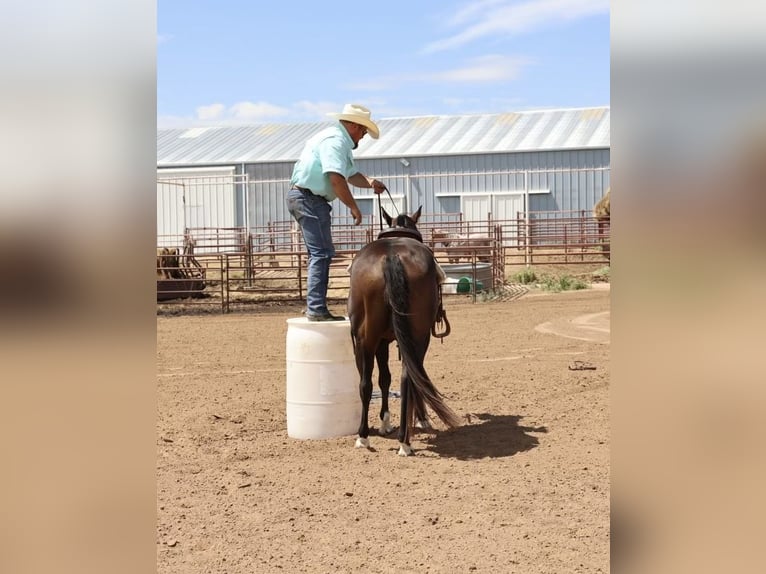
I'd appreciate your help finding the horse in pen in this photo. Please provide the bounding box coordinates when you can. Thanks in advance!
[347,206,460,456]
[431,229,493,263]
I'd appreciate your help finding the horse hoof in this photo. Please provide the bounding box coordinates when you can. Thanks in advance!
[398,443,414,456]
[415,418,432,430]
[355,437,370,449]
[379,413,394,435]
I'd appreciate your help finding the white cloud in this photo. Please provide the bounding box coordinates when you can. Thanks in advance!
[340,79,390,91]
[177,101,290,124]
[229,101,289,121]
[442,97,469,107]
[158,97,400,128]
[157,33,173,45]
[428,54,531,82]
[196,103,226,121]
[439,96,525,114]
[425,0,609,53]
[157,115,197,129]
[344,54,533,91]
[447,0,509,26]
[158,100,353,128]
[293,100,341,118]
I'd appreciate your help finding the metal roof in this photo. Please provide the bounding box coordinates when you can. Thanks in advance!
[157,106,609,166]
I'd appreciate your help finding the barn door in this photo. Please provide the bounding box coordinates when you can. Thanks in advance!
[461,195,490,229]
[157,166,238,231]
[157,180,187,246]
[492,194,525,242]
[492,194,524,220]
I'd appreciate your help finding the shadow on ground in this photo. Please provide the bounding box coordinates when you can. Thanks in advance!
[421,413,548,460]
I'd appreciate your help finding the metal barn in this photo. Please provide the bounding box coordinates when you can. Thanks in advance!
[157,107,610,240]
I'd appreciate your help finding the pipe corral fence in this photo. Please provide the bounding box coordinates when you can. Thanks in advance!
[156,210,610,313]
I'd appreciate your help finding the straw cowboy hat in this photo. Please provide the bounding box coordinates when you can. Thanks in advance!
[327,104,380,139]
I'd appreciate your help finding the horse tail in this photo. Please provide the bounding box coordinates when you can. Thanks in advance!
[383,254,460,430]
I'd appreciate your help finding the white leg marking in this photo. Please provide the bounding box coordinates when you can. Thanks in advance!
[415,418,432,430]
[380,412,394,435]
[398,442,414,456]
[355,437,370,449]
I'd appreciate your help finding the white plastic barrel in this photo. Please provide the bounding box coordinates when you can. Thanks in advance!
[285,317,361,439]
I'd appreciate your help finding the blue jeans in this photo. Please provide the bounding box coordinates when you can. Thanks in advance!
[287,188,336,317]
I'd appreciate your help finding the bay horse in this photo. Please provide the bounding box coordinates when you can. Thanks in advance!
[347,206,459,456]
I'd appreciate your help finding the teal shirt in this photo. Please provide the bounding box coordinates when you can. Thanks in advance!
[290,124,358,201]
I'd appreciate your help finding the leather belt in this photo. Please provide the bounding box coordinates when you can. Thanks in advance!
[294,186,328,202]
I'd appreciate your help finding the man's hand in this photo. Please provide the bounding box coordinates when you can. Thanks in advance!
[329,172,364,225]
[351,205,362,226]
[370,179,387,195]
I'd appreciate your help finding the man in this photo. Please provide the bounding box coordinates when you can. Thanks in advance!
[287,104,388,321]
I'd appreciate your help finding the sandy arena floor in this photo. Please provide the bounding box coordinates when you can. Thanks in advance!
[157,288,610,573]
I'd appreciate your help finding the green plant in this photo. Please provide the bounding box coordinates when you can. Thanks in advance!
[592,265,610,278]
[513,268,538,285]
[477,289,501,302]
[539,274,589,292]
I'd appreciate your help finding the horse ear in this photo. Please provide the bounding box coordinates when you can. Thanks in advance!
[381,207,393,227]
[412,205,422,223]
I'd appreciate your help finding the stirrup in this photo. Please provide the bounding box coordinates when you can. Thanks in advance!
[431,307,451,340]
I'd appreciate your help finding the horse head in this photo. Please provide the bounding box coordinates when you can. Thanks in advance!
[377,206,424,242]
[381,206,422,231]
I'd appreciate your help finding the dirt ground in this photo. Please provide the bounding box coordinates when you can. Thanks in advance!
[157,287,610,573]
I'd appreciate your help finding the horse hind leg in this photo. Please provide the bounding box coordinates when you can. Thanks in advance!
[409,337,432,431]
[409,387,430,430]
[355,345,375,449]
[375,342,394,435]
[397,370,414,456]
[415,414,432,430]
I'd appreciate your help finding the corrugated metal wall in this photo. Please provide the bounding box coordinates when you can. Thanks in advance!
[242,162,294,226]
[157,166,241,242]
[239,148,610,228]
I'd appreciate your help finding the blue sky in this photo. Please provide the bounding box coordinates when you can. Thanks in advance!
[158,0,609,128]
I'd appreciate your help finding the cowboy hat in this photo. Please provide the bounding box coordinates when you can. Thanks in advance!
[327,104,380,139]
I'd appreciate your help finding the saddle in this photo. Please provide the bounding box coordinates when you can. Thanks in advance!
[375,226,450,340]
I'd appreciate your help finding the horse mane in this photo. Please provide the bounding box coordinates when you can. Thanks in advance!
[377,227,423,241]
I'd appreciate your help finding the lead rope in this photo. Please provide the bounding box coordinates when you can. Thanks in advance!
[377,192,383,234]
[377,186,400,233]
